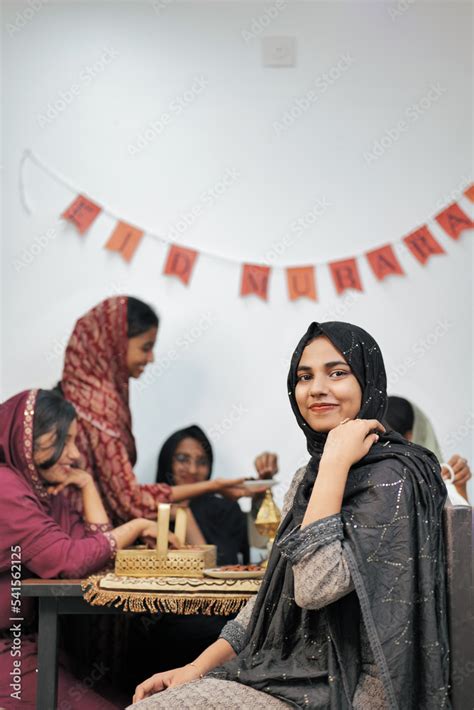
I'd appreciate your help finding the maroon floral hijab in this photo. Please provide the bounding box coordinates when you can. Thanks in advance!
[61,296,136,460]
[0,389,50,507]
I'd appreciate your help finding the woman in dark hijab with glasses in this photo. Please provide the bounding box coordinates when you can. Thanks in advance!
[156,426,250,566]
[131,321,450,710]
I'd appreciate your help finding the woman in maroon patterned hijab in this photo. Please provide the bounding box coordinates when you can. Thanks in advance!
[61,296,246,526]
[0,388,172,709]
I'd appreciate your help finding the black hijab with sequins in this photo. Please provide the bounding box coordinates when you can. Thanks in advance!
[213,321,450,710]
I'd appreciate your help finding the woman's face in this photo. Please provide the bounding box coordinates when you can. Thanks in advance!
[295,336,362,433]
[126,326,157,378]
[171,437,211,485]
[33,418,81,484]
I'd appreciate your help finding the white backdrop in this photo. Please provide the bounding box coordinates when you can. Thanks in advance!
[2,0,473,503]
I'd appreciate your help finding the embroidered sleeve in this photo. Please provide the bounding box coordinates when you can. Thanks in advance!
[104,531,117,559]
[84,522,113,535]
[219,595,256,652]
[277,514,344,564]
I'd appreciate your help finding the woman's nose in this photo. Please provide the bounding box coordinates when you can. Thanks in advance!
[309,374,329,396]
[148,350,155,364]
[68,442,81,463]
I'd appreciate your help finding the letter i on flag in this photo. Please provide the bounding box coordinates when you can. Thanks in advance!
[105,221,144,262]
[329,258,363,295]
[286,266,317,301]
[61,195,102,234]
[163,245,198,285]
[240,264,271,301]
[435,203,474,240]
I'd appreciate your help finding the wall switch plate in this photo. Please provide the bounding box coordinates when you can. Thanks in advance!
[262,36,296,67]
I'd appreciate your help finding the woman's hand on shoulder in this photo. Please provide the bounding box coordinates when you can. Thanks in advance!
[322,418,386,469]
[132,665,201,702]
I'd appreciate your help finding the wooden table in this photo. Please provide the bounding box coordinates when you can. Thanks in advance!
[21,578,122,710]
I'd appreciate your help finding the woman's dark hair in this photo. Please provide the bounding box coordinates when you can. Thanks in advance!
[33,390,76,470]
[385,396,414,436]
[127,297,159,338]
[156,426,213,485]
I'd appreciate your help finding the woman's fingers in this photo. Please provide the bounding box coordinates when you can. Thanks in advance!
[362,419,386,434]
[133,675,164,702]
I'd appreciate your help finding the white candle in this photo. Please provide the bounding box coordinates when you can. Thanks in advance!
[157,503,170,555]
[174,508,187,547]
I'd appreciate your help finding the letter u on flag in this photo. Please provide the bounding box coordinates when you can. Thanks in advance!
[163,244,198,285]
[403,226,445,264]
[366,244,404,281]
[61,194,102,234]
[105,221,144,262]
[435,203,474,240]
[286,266,317,301]
[329,258,362,295]
[241,264,271,300]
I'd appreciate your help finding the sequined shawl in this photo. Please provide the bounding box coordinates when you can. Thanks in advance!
[214,321,450,710]
[61,296,136,462]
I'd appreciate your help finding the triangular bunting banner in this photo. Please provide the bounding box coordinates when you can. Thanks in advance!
[19,152,474,303]
[241,264,271,300]
[366,244,404,281]
[105,221,144,262]
[329,258,363,295]
[163,245,198,285]
[435,202,474,240]
[403,226,445,265]
[61,194,102,234]
[286,266,317,301]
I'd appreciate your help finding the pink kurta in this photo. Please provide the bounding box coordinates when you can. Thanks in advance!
[0,389,118,709]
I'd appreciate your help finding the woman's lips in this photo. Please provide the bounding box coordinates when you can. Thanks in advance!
[309,404,339,413]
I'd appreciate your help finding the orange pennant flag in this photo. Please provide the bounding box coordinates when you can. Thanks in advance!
[464,185,474,203]
[435,203,474,240]
[329,258,363,295]
[403,226,445,265]
[105,221,144,262]
[286,267,317,301]
[61,194,102,234]
[241,264,271,301]
[163,244,198,285]
[366,244,404,281]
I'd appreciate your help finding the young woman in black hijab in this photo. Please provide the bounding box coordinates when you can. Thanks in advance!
[131,321,450,710]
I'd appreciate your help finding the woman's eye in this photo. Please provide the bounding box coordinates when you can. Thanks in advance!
[330,370,348,378]
[296,374,312,382]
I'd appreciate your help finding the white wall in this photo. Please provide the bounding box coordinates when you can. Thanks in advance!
[2,0,473,503]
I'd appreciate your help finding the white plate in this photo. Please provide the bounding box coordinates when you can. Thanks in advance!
[242,479,276,490]
[204,567,265,579]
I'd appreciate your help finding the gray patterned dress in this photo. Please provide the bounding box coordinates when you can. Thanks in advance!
[128,466,388,709]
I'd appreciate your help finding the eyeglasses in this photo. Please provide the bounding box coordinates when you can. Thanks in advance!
[173,453,210,468]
